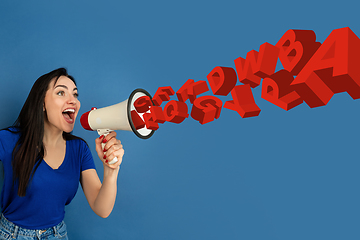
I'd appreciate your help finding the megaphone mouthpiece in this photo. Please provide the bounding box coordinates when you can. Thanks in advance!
[80,111,92,130]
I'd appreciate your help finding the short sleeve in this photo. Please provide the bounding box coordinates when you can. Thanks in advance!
[0,132,5,161]
[0,128,20,163]
[79,140,96,172]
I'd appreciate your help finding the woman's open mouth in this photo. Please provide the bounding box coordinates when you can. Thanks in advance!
[62,108,75,124]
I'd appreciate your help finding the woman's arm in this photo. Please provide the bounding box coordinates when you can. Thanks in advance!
[80,132,124,218]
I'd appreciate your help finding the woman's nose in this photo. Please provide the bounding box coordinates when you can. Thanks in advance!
[67,94,77,104]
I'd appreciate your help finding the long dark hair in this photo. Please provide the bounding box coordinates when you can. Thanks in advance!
[12,68,77,196]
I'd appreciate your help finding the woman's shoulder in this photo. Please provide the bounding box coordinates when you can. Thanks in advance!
[0,127,21,140]
[0,127,21,154]
[65,134,93,161]
[64,133,90,148]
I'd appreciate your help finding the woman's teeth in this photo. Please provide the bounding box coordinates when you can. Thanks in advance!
[63,109,75,113]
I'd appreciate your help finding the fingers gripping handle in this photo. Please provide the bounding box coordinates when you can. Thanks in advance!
[97,129,118,165]
[103,141,119,165]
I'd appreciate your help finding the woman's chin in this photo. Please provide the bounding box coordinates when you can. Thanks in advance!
[63,126,75,134]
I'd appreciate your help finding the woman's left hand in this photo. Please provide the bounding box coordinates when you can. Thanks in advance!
[95,131,124,169]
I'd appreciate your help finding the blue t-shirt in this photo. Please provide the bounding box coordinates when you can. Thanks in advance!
[0,128,96,229]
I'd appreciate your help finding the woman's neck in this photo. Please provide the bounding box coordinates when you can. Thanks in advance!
[43,124,65,147]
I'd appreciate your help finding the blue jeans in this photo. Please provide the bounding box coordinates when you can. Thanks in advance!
[0,214,68,240]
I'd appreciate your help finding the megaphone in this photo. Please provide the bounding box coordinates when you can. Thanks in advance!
[80,89,155,164]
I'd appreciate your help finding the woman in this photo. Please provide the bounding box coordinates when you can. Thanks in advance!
[0,68,124,239]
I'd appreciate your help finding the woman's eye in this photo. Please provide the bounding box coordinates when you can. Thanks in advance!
[57,91,65,96]
[74,92,79,98]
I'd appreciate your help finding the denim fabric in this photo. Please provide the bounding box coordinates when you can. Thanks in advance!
[0,214,68,240]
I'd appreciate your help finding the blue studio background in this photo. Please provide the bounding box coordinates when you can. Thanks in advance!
[0,1,359,239]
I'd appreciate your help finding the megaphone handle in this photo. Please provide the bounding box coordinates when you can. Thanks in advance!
[97,129,118,165]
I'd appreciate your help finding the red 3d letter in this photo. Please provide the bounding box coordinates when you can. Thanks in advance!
[143,113,159,130]
[291,27,360,108]
[224,84,261,118]
[143,106,166,131]
[147,106,166,123]
[234,42,279,88]
[276,29,321,76]
[191,96,223,124]
[261,70,303,110]
[130,110,145,130]
[150,106,166,123]
[152,86,175,106]
[163,100,189,124]
[176,79,209,103]
[134,96,152,113]
[207,66,237,96]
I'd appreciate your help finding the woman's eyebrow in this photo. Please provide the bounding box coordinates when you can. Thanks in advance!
[54,85,78,91]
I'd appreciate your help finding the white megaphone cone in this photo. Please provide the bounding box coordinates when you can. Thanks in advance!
[80,89,155,164]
